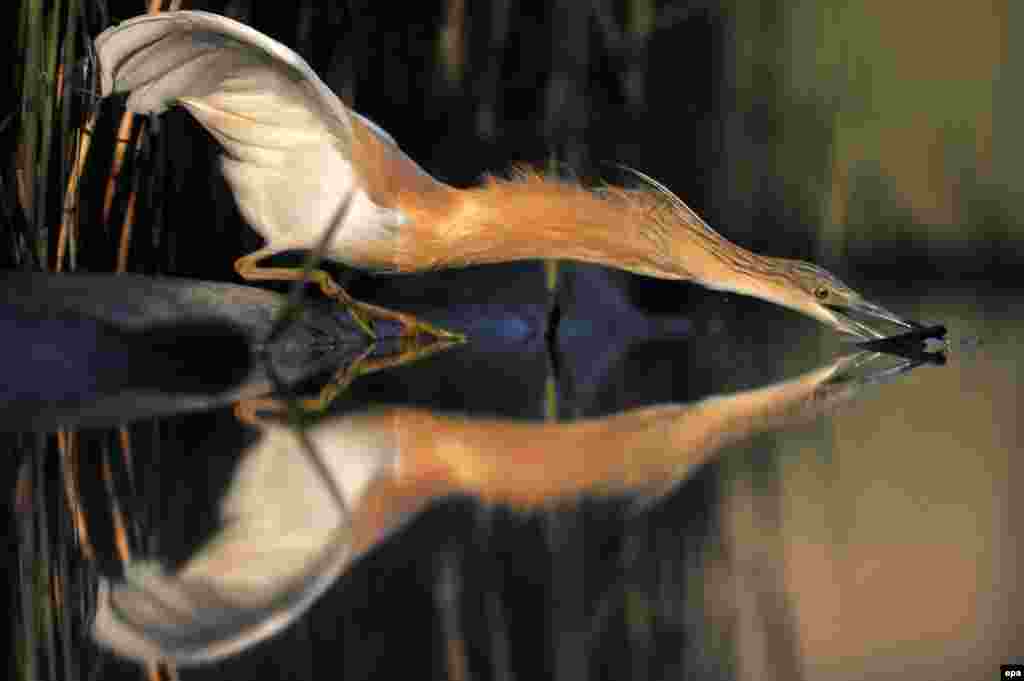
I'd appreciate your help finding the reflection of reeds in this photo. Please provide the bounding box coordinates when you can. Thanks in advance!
[16,1,192,678]
[434,545,470,681]
[57,430,93,562]
[16,0,98,676]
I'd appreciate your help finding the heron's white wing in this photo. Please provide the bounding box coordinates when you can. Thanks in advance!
[92,417,402,665]
[96,11,402,254]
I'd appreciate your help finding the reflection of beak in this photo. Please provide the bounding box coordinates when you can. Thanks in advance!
[825,300,918,340]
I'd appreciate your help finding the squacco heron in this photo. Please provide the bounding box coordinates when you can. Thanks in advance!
[96,11,913,339]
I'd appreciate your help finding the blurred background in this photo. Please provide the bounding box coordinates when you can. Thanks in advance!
[4,1,1021,679]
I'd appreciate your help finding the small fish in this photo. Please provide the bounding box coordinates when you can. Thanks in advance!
[855,324,947,364]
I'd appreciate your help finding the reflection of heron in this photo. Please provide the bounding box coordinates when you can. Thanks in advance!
[97,11,914,340]
[93,351,925,665]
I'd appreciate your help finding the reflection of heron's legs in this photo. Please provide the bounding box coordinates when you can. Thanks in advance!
[233,368,368,424]
[233,336,461,424]
[234,249,464,341]
[233,399,275,426]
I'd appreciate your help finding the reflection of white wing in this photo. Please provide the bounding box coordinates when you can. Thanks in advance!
[96,11,403,257]
[92,418,398,666]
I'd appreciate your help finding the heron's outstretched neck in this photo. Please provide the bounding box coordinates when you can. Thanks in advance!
[405,170,762,287]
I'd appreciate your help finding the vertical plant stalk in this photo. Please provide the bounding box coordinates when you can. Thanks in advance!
[15,460,38,681]
[101,114,138,225]
[17,0,43,262]
[435,548,469,681]
[57,430,95,561]
[55,111,94,272]
[104,0,182,272]
[115,160,141,272]
[473,0,510,139]
[100,451,132,564]
[33,2,63,266]
[34,446,59,681]
[117,427,137,489]
[439,0,466,84]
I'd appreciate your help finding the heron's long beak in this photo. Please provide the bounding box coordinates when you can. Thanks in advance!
[826,300,918,340]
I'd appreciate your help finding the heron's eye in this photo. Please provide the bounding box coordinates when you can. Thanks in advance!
[814,286,830,301]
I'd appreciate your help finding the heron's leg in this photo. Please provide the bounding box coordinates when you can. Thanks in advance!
[234,248,376,335]
[339,298,466,343]
[234,250,463,341]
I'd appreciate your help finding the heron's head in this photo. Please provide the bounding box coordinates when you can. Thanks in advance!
[730,259,916,340]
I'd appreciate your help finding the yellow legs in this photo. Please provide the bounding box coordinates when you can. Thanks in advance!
[234,249,465,342]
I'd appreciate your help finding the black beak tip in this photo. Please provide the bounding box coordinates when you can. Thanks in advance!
[855,323,947,361]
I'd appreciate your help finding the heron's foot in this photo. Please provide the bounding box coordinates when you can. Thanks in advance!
[298,270,377,338]
[234,366,365,424]
[331,294,465,343]
[306,269,463,342]
[358,301,464,342]
[344,304,379,339]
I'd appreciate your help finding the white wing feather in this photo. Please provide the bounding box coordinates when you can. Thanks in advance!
[96,11,403,257]
[92,417,402,665]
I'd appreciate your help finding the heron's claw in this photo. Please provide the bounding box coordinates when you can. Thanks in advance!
[314,277,463,342]
[345,306,378,339]
[345,299,466,344]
